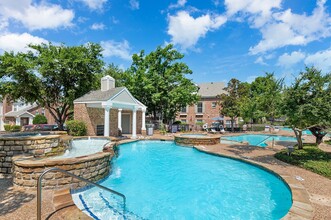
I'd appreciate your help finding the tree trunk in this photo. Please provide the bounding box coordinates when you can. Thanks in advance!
[309,127,327,145]
[293,127,303,149]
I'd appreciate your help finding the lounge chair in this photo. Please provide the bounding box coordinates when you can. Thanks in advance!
[209,128,217,134]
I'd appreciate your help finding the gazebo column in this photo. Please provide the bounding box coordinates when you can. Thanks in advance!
[118,109,122,132]
[103,104,112,136]
[141,108,146,135]
[15,117,20,126]
[132,107,137,139]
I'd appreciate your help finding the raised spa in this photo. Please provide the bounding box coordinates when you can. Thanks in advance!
[174,133,220,145]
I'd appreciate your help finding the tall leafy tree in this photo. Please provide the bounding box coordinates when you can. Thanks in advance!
[94,63,128,89]
[250,73,284,124]
[125,44,199,123]
[218,78,242,132]
[0,43,104,130]
[282,67,331,148]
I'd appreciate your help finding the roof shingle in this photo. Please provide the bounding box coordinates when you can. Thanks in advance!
[198,82,226,97]
[74,87,125,102]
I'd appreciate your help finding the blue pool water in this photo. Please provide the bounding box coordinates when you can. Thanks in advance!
[72,141,292,219]
[223,134,298,147]
[281,127,312,135]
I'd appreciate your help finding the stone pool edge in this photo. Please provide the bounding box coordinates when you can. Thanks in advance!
[193,145,314,220]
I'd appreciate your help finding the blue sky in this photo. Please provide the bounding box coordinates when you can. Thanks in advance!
[0,0,331,84]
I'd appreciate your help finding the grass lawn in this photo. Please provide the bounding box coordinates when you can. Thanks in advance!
[275,144,331,179]
[325,140,331,145]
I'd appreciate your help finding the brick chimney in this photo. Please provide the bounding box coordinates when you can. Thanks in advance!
[101,75,115,91]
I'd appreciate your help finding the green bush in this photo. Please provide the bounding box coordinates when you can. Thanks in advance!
[66,120,87,136]
[275,144,331,179]
[33,114,48,124]
[4,124,11,131]
[4,124,22,132]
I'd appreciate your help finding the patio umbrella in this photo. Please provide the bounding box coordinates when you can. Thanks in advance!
[212,116,224,121]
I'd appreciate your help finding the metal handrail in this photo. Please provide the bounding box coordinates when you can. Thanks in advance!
[37,167,126,220]
[255,135,272,146]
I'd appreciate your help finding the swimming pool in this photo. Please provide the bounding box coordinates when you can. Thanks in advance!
[281,127,312,135]
[222,134,298,147]
[72,140,292,219]
[54,138,110,159]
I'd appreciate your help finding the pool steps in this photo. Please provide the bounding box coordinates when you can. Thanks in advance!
[78,192,145,220]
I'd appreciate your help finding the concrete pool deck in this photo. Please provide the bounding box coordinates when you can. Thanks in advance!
[0,132,330,219]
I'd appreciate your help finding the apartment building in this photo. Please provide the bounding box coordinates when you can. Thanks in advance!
[0,98,55,131]
[176,82,232,128]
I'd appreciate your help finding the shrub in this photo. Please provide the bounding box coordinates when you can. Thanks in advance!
[4,124,22,132]
[275,144,331,179]
[4,124,12,131]
[66,120,87,136]
[33,114,48,124]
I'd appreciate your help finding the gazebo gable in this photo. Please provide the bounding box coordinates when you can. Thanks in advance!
[110,88,139,106]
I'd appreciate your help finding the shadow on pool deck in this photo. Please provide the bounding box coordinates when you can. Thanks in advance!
[0,177,35,216]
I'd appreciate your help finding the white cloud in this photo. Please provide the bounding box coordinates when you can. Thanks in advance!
[78,0,107,10]
[90,23,105,30]
[129,0,139,10]
[169,0,187,9]
[0,0,74,31]
[225,0,282,27]
[277,51,305,67]
[254,56,267,65]
[167,11,227,50]
[305,48,331,72]
[100,40,132,60]
[0,32,48,53]
[249,0,331,54]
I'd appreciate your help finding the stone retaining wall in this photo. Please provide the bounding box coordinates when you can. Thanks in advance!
[0,135,65,174]
[174,135,221,146]
[12,152,111,189]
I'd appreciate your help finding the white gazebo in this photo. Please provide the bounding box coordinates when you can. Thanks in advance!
[74,76,147,138]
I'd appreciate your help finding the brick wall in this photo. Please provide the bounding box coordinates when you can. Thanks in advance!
[74,104,143,136]
[13,152,111,189]
[176,97,234,127]
[0,135,65,174]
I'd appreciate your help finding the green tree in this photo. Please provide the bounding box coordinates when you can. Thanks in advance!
[33,114,48,124]
[218,78,242,132]
[282,67,331,148]
[94,63,128,89]
[250,73,284,124]
[0,43,104,130]
[125,44,199,123]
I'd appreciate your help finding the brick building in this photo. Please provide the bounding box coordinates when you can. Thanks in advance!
[0,98,55,131]
[74,75,146,138]
[176,82,234,129]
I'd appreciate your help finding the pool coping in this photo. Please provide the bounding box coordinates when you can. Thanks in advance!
[69,138,313,220]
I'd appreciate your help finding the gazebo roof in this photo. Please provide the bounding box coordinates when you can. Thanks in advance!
[74,87,125,102]
[74,86,146,110]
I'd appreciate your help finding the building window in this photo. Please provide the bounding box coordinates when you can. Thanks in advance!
[13,105,18,111]
[197,102,203,113]
[181,106,187,113]
[180,119,187,123]
[41,108,45,116]
[196,119,203,123]
[212,102,217,108]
